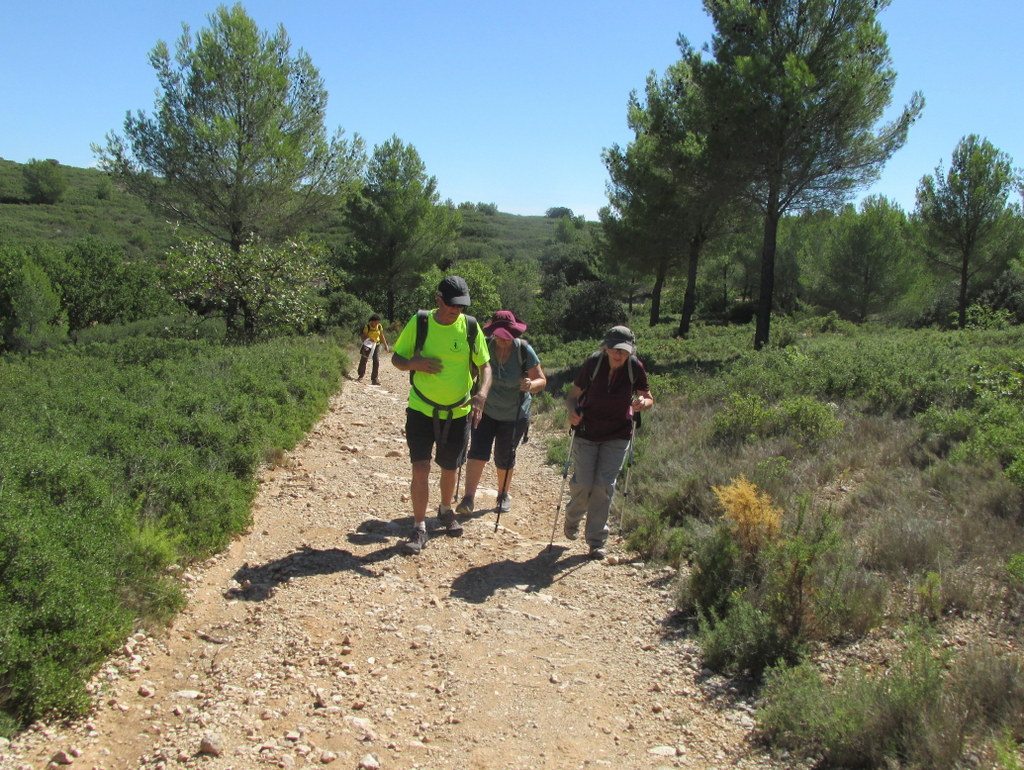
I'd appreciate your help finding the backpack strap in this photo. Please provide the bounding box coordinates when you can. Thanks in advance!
[579,351,638,409]
[516,338,528,374]
[587,351,636,388]
[516,338,532,444]
[413,309,430,356]
[466,315,480,391]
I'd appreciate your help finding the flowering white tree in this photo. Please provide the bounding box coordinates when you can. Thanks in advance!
[167,237,326,339]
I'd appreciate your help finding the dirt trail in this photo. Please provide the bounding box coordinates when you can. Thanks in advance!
[1,361,788,769]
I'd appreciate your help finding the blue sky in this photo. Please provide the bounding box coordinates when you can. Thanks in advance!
[3,1,1021,221]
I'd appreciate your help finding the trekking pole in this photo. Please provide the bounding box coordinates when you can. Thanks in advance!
[617,413,642,519]
[494,390,525,532]
[455,414,472,502]
[547,426,576,552]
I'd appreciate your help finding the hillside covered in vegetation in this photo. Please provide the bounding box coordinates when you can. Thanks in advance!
[5,1,1024,765]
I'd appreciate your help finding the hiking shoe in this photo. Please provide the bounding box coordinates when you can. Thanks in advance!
[563,523,579,541]
[371,378,381,385]
[437,506,463,536]
[588,546,607,560]
[455,495,475,516]
[402,527,429,555]
[496,493,511,513]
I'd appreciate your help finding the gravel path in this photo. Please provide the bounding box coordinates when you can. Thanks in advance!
[0,361,792,769]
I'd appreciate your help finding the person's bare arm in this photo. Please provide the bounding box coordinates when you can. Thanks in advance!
[521,363,547,394]
[469,362,492,427]
[392,351,442,374]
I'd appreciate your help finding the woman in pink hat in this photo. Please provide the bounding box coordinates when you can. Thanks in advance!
[456,310,547,518]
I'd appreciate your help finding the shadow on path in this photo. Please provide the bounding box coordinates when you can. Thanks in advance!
[449,545,591,603]
[228,541,401,601]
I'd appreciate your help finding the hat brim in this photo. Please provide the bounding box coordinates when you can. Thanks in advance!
[483,321,527,337]
[490,327,516,340]
[605,340,635,354]
[443,295,471,307]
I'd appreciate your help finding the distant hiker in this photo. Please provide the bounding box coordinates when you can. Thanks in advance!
[456,310,546,517]
[563,325,653,559]
[391,276,492,555]
[357,313,390,385]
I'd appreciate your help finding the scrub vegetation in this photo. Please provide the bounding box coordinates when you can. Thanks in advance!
[5,2,1024,765]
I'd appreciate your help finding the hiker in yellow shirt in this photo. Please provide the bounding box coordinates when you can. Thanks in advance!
[357,313,390,385]
[391,276,491,555]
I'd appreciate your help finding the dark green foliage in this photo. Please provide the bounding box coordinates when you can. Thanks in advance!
[51,240,174,330]
[545,207,574,219]
[685,523,745,619]
[547,281,625,341]
[3,257,68,352]
[917,135,1021,329]
[982,261,1024,323]
[804,197,920,322]
[344,136,460,320]
[0,336,344,729]
[21,159,69,204]
[698,595,796,680]
[0,241,177,352]
[321,289,376,339]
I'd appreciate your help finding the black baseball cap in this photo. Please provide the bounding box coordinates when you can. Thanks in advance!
[437,275,471,307]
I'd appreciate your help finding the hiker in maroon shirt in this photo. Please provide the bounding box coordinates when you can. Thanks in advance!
[563,326,654,559]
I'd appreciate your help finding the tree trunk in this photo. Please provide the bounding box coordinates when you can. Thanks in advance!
[957,250,970,329]
[225,297,240,340]
[649,261,667,327]
[754,207,780,350]
[678,231,704,339]
[386,289,396,322]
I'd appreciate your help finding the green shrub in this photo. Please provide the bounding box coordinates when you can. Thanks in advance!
[0,335,345,728]
[1009,553,1024,586]
[698,594,798,679]
[776,396,843,446]
[22,159,68,204]
[709,393,775,445]
[759,639,950,766]
[708,393,842,448]
[681,523,745,619]
[760,641,1024,768]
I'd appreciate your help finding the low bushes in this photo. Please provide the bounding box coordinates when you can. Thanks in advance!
[609,322,1024,765]
[0,336,345,731]
[759,641,1024,768]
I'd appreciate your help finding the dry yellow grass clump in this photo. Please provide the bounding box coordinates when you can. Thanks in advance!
[713,475,782,557]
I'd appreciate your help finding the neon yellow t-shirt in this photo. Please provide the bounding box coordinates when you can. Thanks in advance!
[393,311,490,419]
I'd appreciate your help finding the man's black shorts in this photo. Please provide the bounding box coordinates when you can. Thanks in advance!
[405,408,469,470]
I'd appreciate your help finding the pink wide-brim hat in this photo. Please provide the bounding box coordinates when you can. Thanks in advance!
[483,310,527,339]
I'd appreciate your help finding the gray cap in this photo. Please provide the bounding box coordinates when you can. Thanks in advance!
[603,325,635,354]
